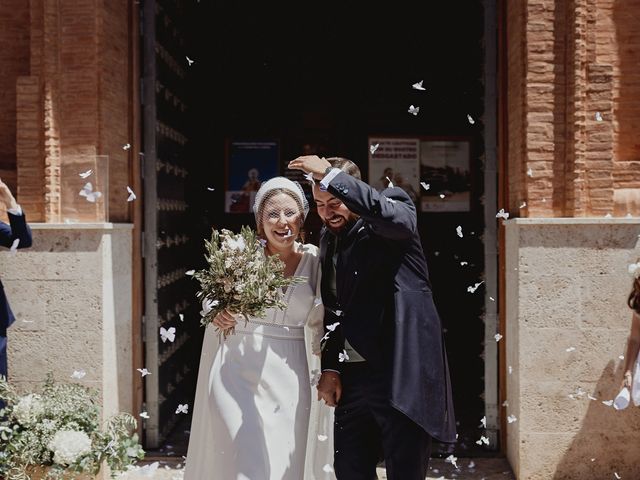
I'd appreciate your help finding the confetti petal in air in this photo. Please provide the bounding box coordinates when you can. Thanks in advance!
[460,261,468,266]
[467,281,484,293]
[160,326,176,343]
[520,201,527,209]
[175,404,189,414]
[494,333,503,342]
[595,112,603,122]
[317,434,328,442]
[186,56,194,66]
[489,296,495,301]
[386,177,394,188]
[327,322,340,332]
[137,368,151,377]
[412,80,426,90]
[420,182,430,191]
[179,313,184,322]
[126,186,136,202]
[338,350,350,362]
[322,464,334,473]
[439,193,446,199]
[139,411,150,419]
[456,226,463,238]
[445,455,459,469]
[186,269,196,276]
[508,365,513,374]
[79,169,93,179]
[527,167,533,177]
[79,182,102,203]
[467,114,475,125]
[71,370,86,379]
[370,143,380,155]
[408,105,420,116]
[122,143,131,150]
[480,415,486,428]
[476,436,490,445]
[304,172,315,184]
[207,186,215,191]
[496,209,510,220]
[507,414,517,423]
[619,355,625,360]
[9,238,19,254]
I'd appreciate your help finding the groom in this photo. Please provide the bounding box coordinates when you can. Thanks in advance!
[289,156,456,480]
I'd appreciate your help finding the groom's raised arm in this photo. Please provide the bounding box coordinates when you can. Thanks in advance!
[321,171,417,241]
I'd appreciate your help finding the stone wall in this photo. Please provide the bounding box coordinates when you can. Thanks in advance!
[505,218,640,479]
[1,223,134,418]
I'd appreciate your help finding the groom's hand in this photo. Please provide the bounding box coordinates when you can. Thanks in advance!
[287,155,332,181]
[317,371,342,407]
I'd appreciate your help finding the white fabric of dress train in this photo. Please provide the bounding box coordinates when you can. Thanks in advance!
[184,243,336,480]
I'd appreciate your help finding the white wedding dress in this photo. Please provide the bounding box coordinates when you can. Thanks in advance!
[185,243,335,480]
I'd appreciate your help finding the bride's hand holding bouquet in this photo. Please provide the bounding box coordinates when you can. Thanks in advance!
[192,226,304,338]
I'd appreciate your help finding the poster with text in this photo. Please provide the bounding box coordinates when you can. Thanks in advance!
[420,140,470,212]
[368,137,420,204]
[225,140,279,213]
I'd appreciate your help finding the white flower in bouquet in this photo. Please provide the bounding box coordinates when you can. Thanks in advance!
[48,429,92,465]
[192,226,305,337]
[13,393,45,426]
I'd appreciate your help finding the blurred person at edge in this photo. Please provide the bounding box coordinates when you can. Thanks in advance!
[0,178,33,389]
[621,261,640,391]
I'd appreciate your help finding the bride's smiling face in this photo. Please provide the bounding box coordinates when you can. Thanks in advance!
[259,192,303,251]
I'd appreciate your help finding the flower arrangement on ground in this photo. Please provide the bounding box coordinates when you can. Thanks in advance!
[193,226,305,337]
[0,374,144,480]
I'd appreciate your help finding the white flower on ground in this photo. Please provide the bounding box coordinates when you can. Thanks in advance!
[48,430,92,465]
[13,393,45,426]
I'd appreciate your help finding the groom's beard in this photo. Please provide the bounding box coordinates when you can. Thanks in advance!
[323,214,358,235]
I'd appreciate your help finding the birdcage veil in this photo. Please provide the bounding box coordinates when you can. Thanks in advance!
[253,177,309,235]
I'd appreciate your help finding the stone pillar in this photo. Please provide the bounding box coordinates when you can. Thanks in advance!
[1,223,134,419]
[505,218,640,479]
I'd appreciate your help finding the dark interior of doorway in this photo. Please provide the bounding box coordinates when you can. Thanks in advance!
[157,0,491,459]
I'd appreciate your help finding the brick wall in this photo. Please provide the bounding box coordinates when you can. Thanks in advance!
[99,0,131,222]
[0,1,30,200]
[9,0,132,222]
[508,0,640,217]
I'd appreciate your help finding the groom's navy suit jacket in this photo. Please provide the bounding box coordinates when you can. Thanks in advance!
[0,211,33,377]
[319,171,456,443]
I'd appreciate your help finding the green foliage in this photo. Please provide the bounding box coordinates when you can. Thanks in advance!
[0,374,144,479]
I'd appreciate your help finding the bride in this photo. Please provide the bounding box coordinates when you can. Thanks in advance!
[185,177,335,479]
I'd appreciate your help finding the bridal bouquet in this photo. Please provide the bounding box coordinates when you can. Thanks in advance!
[192,226,305,337]
[0,374,144,480]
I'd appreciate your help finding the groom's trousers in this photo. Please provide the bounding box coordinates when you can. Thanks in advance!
[333,362,432,480]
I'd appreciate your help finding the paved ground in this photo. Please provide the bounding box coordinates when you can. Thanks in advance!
[117,457,515,479]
